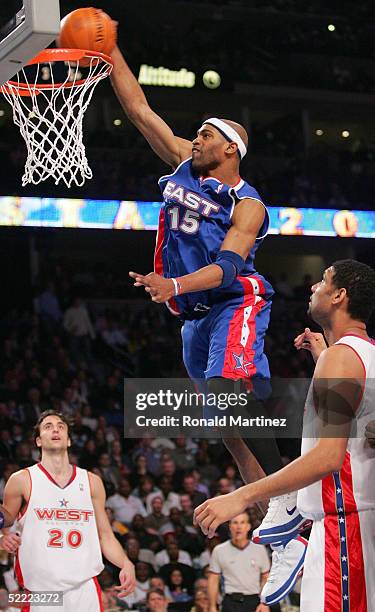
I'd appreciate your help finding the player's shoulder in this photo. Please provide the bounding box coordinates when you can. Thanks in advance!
[6,468,31,491]
[231,179,263,203]
[315,342,365,378]
[87,471,105,497]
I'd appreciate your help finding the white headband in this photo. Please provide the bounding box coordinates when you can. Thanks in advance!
[201,117,247,159]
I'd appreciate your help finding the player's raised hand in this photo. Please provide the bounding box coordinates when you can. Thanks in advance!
[365,420,375,449]
[294,327,327,363]
[129,271,176,303]
[0,533,21,554]
[114,558,136,598]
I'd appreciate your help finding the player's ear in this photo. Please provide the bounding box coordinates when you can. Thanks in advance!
[67,437,71,448]
[35,436,42,448]
[332,287,347,305]
[225,142,238,157]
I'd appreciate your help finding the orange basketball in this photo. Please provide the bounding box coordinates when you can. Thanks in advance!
[58,8,117,57]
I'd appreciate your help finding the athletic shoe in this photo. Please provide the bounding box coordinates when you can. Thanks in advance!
[252,492,307,544]
[260,536,308,605]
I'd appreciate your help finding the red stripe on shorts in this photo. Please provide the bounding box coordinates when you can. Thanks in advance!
[93,576,104,612]
[340,452,367,611]
[222,281,265,380]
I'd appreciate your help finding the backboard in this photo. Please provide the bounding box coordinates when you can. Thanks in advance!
[0,0,60,86]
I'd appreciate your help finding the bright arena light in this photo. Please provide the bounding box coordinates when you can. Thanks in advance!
[0,110,4,117]
[113,119,122,126]
[342,130,350,138]
[203,70,221,89]
[316,129,324,136]
[328,24,336,32]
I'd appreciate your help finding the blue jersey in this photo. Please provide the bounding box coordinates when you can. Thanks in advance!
[155,158,270,318]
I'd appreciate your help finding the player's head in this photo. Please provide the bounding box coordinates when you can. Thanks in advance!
[33,409,72,455]
[308,259,375,326]
[192,117,248,174]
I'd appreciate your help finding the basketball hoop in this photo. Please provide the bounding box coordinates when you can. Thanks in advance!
[0,48,113,188]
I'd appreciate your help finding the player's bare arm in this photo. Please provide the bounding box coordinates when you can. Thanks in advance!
[0,470,30,552]
[89,472,135,597]
[110,46,191,168]
[129,197,265,302]
[193,344,363,537]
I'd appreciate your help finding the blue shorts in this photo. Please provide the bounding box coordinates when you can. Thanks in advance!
[182,275,273,399]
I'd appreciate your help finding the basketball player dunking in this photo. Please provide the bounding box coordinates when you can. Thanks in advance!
[0,410,135,611]
[194,260,375,610]
[110,40,289,527]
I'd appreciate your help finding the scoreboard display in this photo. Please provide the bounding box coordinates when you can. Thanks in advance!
[0,196,374,238]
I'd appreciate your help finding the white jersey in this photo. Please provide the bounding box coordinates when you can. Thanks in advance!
[297,335,375,520]
[14,463,104,592]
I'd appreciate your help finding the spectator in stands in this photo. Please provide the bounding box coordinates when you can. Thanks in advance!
[181,475,206,507]
[144,495,169,533]
[148,475,180,515]
[133,561,154,605]
[179,494,194,528]
[149,576,172,601]
[146,588,168,612]
[81,403,97,431]
[125,536,155,569]
[130,514,161,553]
[167,568,193,604]
[79,439,99,471]
[106,477,147,525]
[105,506,128,542]
[98,453,121,490]
[132,475,160,511]
[36,282,62,327]
[155,538,193,572]
[158,457,181,490]
[170,437,195,471]
[191,588,210,612]
[63,297,95,364]
[70,412,91,449]
[223,464,242,491]
[215,477,235,496]
[132,438,159,475]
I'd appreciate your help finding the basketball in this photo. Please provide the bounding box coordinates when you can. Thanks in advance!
[58,8,117,57]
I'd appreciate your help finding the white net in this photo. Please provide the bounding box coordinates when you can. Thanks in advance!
[1,50,112,188]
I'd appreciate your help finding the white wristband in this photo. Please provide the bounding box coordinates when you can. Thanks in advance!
[171,278,179,296]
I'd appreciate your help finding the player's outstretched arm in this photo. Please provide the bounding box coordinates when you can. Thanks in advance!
[110,46,192,168]
[89,473,135,597]
[193,344,363,537]
[130,197,265,302]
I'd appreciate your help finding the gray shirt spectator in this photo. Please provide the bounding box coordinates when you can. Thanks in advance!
[106,478,147,525]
